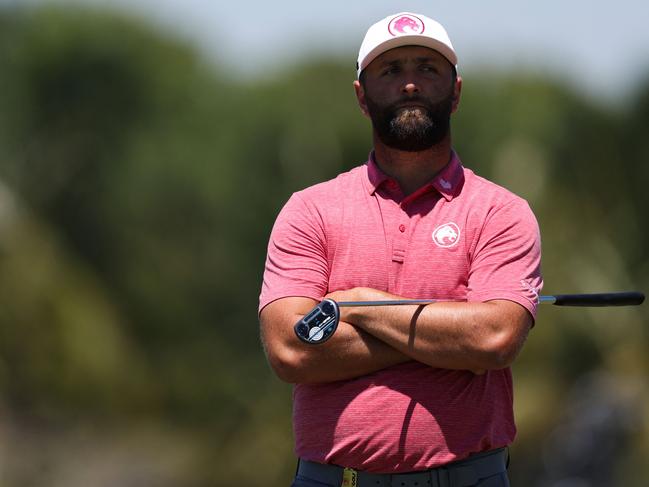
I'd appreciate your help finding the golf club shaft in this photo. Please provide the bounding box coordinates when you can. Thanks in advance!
[338,292,644,308]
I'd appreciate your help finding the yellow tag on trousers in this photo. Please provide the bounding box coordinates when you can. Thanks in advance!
[341,467,357,487]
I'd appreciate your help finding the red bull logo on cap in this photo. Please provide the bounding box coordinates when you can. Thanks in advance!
[388,14,425,36]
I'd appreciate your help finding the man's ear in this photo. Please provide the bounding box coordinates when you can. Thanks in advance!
[451,75,462,113]
[353,80,371,118]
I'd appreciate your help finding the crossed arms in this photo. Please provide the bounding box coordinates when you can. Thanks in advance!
[259,286,533,384]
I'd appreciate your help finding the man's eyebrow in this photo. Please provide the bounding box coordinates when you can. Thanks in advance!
[379,59,402,67]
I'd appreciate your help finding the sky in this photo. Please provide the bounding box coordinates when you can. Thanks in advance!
[6,0,649,101]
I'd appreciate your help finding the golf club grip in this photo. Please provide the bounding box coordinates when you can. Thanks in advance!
[551,292,645,307]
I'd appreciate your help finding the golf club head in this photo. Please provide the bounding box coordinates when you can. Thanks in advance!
[294,299,340,344]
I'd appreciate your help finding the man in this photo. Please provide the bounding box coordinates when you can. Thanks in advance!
[259,11,542,487]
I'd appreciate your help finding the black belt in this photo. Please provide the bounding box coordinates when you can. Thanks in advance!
[296,448,508,487]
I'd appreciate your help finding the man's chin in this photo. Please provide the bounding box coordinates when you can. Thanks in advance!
[390,116,434,140]
[394,107,428,121]
[379,123,449,152]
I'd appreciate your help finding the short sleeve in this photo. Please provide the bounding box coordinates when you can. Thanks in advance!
[259,192,329,313]
[467,198,543,319]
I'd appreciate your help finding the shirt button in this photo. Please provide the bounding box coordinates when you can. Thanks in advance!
[399,224,406,233]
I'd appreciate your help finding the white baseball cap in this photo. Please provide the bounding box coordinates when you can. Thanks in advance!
[356,12,457,79]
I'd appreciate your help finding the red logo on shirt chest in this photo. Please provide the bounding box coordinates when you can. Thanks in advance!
[432,222,460,248]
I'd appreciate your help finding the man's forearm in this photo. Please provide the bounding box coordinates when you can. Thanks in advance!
[288,322,410,383]
[337,288,532,371]
[260,297,410,384]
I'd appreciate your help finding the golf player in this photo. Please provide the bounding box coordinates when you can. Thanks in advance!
[259,12,542,487]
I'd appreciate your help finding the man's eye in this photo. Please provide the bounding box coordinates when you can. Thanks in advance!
[421,65,439,73]
[382,67,399,76]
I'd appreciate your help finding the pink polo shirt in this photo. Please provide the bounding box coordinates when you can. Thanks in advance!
[259,151,542,473]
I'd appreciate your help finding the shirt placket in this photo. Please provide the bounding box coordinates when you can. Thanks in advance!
[392,207,409,264]
[379,180,411,294]
[392,207,410,294]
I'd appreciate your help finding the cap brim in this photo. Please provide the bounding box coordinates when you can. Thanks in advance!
[359,36,457,77]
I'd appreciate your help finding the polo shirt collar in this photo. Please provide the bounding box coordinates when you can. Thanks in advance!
[364,150,464,201]
[366,152,390,193]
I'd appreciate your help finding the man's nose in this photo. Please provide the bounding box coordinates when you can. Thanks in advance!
[402,82,419,95]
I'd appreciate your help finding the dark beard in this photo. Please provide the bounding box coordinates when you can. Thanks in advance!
[365,91,454,152]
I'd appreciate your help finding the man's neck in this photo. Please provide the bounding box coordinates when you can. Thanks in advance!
[372,135,452,196]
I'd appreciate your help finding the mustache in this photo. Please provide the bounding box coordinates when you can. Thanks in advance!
[395,95,430,104]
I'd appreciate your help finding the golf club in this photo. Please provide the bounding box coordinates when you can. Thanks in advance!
[294,291,645,344]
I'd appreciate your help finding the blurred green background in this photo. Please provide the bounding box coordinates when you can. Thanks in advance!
[0,3,647,486]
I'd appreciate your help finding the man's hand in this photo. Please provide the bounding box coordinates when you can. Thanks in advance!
[325,287,388,312]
